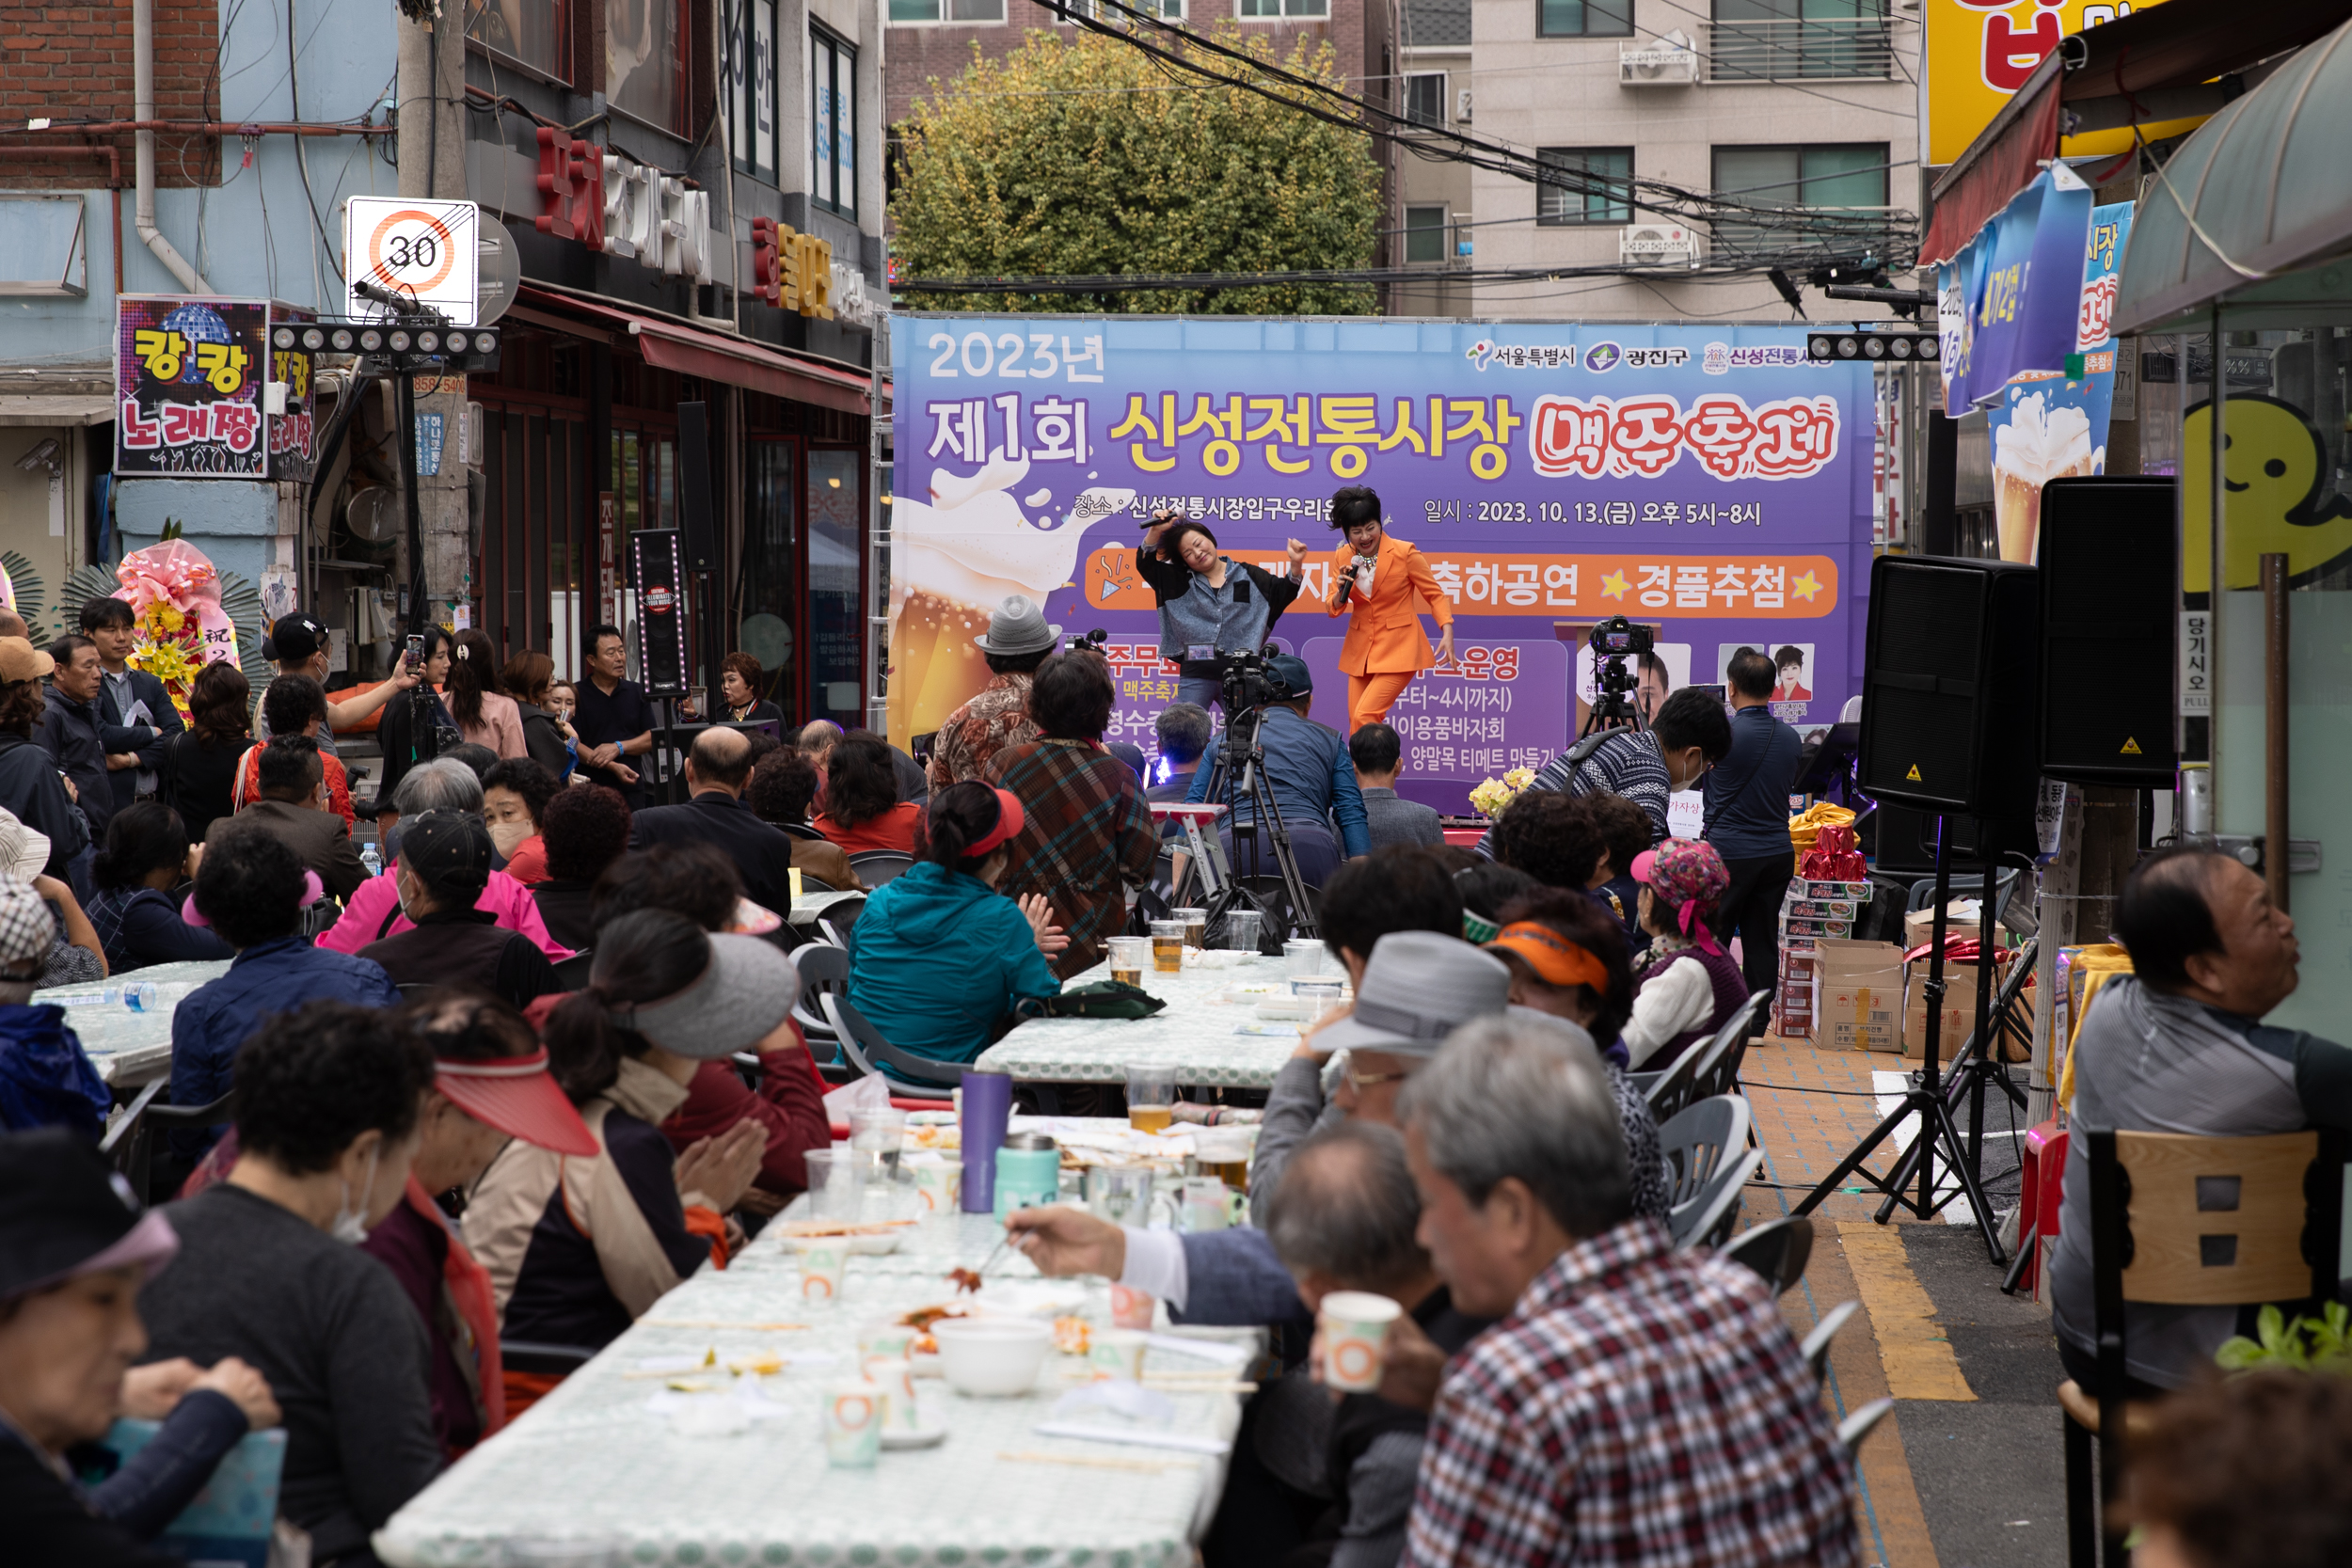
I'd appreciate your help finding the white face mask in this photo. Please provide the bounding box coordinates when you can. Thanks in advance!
[486,818,532,857]
[330,1144,381,1245]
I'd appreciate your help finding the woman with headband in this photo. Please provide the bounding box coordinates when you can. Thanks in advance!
[848,781,1067,1069]
[1323,484,1456,734]
[1618,838,1748,1069]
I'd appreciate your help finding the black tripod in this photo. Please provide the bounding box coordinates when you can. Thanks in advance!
[1191,703,1319,942]
[1581,652,1647,739]
[1871,933,2037,1227]
[1792,813,2009,1264]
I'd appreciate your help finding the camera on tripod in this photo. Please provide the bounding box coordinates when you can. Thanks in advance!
[1072,627,1111,654]
[1584,616,1653,736]
[1216,643,1289,714]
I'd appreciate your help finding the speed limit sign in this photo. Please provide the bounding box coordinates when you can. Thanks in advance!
[344,197,483,325]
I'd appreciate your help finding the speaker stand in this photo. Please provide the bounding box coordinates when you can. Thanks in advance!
[1792,816,2009,1264]
[1872,933,2037,1226]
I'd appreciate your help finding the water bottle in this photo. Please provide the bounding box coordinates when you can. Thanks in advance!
[124,983,160,1013]
[361,842,382,878]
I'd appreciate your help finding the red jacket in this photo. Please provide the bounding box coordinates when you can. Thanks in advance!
[660,1022,833,1195]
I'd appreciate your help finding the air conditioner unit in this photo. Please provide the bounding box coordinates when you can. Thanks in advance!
[1620,223,1700,264]
[1619,29,1699,85]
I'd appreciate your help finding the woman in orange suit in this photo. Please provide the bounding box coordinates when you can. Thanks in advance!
[1325,484,1455,733]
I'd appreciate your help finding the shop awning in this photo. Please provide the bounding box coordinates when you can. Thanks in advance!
[2113,18,2352,332]
[1918,0,2352,267]
[515,286,879,416]
[0,393,114,428]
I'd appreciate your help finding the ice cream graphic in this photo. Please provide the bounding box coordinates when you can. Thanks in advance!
[1992,389,2102,565]
[886,454,1134,750]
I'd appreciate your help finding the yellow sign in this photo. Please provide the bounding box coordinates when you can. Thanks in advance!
[1907,763,1923,781]
[2121,737,2141,753]
[2183,396,2352,593]
[1925,0,2207,166]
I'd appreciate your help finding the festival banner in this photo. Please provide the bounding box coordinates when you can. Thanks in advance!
[1938,163,2095,415]
[114,297,271,478]
[891,317,1876,814]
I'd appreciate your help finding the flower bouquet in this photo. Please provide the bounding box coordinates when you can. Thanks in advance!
[1468,766,1537,821]
[113,538,239,721]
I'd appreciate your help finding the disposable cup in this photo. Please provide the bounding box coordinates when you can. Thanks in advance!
[1110,1283,1156,1330]
[1179,1175,1232,1233]
[1089,1328,1150,1382]
[865,1356,923,1431]
[1106,936,1151,987]
[1149,920,1186,974]
[908,1155,962,1214]
[1086,1164,1155,1227]
[857,1318,918,1369]
[793,1239,850,1306]
[1282,939,1326,977]
[850,1107,909,1178]
[805,1147,874,1223]
[1174,907,1209,949]
[1220,910,1263,952]
[822,1379,883,1466]
[1126,1063,1177,1134]
[1317,1290,1403,1393]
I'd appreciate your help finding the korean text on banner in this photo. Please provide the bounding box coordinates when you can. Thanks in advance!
[115,296,271,479]
[1937,164,2095,415]
[890,318,1876,815]
[1921,0,2207,167]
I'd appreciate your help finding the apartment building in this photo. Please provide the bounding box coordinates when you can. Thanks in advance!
[1394,0,1918,320]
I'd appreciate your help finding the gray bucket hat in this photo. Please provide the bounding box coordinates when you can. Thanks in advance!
[600,932,798,1059]
[1313,930,1512,1058]
[975,594,1062,657]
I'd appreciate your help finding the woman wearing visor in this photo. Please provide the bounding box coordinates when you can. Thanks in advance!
[1136,508,1310,714]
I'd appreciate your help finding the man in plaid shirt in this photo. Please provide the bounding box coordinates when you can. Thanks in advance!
[1386,1015,1856,1568]
[1474,688,1730,861]
[989,652,1156,980]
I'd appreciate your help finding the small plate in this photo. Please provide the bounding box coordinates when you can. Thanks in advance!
[882,1417,949,1449]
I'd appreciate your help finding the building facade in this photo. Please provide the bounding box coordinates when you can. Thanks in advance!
[0,0,887,730]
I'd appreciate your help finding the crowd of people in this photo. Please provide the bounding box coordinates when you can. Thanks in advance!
[6,543,2352,1568]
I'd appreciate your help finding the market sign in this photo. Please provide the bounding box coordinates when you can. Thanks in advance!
[892,317,1874,814]
[1923,0,2206,167]
[1937,162,2094,413]
[115,295,269,477]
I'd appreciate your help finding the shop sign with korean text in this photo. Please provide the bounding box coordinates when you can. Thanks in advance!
[115,296,270,477]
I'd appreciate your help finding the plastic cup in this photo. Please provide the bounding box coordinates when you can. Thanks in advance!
[805,1147,874,1222]
[1086,1164,1155,1226]
[850,1107,909,1179]
[1110,1284,1157,1331]
[858,1319,918,1369]
[1220,910,1263,952]
[1173,907,1209,949]
[1179,1175,1232,1232]
[1106,935,1151,988]
[793,1239,850,1306]
[908,1154,962,1214]
[1191,1127,1254,1192]
[1282,939,1326,978]
[1126,1063,1177,1133]
[864,1356,923,1432]
[822,1379,883,1466]
[1149,920,1186,974]
[1089,1328,1150,1383]
[1317,1291,1403,1393]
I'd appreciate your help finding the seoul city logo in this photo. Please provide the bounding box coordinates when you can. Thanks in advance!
[1585,341,1622,372]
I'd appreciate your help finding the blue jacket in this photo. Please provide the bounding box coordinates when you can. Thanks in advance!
[1702,704,1801,862]
[1171,1227,1312,1333]
[168,938,399,1154]
[1184,705,1370,857]
[847,861,1061,1066]
[0,1005,111,1139]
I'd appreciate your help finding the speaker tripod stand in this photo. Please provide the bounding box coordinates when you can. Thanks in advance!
[1792,816,2010,1264]
[1871,933,2037,1227]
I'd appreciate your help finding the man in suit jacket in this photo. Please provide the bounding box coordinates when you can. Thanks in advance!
[1348,721,1444,851]
[79,597,179,816]
[629,725,801,912]
[207,735,369,902]
[1323,485,1455,735]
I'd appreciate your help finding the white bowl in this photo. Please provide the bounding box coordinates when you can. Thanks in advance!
[930,1317,1054,1397]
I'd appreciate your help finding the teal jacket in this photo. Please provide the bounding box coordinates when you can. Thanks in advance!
[847,861,1062,1065]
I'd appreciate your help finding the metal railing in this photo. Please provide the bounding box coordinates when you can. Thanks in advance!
[1706,16,1894,81]
[1706,206,1912,266]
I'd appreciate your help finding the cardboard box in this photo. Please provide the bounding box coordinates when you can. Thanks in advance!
[1790,878,1875,901]
[1812,939,1905,1053]
[1902,955,2027,1062]
[1785,895,1862,921]
[1902,902,1987,950]
[1781,914,1856,939]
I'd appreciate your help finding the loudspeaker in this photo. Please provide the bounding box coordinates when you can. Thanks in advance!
[678,401,717,573]
[2038,476,2177,785]
[1859,554,2042,822]
[631,529,690,697]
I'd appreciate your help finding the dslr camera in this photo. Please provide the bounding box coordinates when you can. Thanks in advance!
[1586,615,1655,658]
[1214,642,1289,714]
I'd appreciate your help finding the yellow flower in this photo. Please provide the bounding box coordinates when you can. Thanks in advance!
[152,606,186,633]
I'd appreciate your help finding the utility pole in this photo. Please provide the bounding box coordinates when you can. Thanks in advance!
[396,3,472,630]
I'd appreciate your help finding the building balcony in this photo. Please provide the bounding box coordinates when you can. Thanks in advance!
[1705,16,1896,82]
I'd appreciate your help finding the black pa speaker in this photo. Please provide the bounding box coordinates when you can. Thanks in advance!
[2038,476,2177,786]
[631,528,689,697]
[1859,554,2042,823]
[678,401,717,573]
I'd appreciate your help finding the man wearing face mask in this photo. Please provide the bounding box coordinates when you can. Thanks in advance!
[358,813,564,1011]
[1472,686,1731,860]
[137,1001,448,1565]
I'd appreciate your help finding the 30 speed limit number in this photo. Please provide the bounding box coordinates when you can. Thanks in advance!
[343,197,482,325]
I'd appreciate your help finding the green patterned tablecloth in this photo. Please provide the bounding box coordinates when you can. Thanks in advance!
[38,960,231,1085]
[376,1200,1256,1568]
[975,955,1328,1088]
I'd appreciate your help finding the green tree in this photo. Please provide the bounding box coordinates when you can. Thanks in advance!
[891,28,1382,315]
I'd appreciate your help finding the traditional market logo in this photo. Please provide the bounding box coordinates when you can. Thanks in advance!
[1467,341,1581,372]
[1585,341,1623,372]
[1702,341,1818,374]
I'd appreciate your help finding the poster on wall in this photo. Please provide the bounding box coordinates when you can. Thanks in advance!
[891,317,1877,813]
[114,296,270,478]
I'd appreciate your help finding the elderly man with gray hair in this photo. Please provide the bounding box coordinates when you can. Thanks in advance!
[317,757,572,959]
[1382,1015,1857,1568]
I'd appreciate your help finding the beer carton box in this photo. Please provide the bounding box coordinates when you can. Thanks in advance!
[1812,939,1905,1053]
[1790,878,1875,901]
[1902,901,1987,950]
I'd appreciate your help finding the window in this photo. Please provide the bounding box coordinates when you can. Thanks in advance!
[609,0,688,131]
[811,29,857,218]
[726,0,781,182]
[1709,0,1891,79]
[888,0,1005,22]
[1239,0,1327,18]
[1709,143,1887,254]
[1538,0,1630,37]
[1405,206,1448,263]
[1406,72,1447,126]
[1536,147,1633,225]
[469,0,568,80]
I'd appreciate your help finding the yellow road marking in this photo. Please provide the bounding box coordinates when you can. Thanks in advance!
[1839,1222,1977,1402]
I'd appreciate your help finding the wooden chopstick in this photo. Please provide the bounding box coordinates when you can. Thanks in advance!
[641,1319,812,1331]
[996,1449,1197,1474]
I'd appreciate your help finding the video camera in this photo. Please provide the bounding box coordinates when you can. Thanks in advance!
[1072,627,1110,653]
[1215,642,1290,715]
[1583,615,1652,736]
[1587,615,1655,659]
